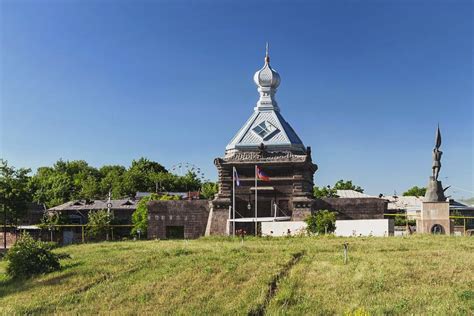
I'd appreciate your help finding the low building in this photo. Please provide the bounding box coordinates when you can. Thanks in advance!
[47,199,138,244]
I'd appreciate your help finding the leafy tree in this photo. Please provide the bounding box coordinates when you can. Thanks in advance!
[313,179,364,198]
[29,160,101,207]
[99,165,127,198]
[124,158,168,194]
[403,186,426,197]
[305,210,337,235]
[333,180,364,193]
[28,158,204,208]
[131,193,179,237]
[38,211,69,231]
[0,160,32,225]
[5,233,68,278]
[86,210,111,239]
[313,186,338,198]
[201,182,218,200]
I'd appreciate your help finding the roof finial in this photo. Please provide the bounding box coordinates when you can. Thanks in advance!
[265,42,270,63]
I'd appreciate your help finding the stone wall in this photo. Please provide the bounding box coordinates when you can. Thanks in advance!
[147,200,210,239]
[313,198,387,220]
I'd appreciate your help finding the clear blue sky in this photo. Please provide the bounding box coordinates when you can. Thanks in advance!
[1,0,473,199]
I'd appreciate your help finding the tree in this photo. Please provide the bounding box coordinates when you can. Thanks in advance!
[305,210,337,235]
[313,186,338,198]
[403,186,426,197]
[29,159,101,207]
[131,193,179,237]
[124,158,168,194]
[99,165,127,198]
[86,210,110,239]
[0,160,32,225]
[313,179,364,198]
[5,233,67,278]
[201,182,218,200]
[333,180,364,193]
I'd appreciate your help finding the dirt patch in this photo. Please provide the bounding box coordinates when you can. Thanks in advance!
[248,250,305,316]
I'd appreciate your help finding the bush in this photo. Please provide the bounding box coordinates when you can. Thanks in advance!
[5,233,67,278]
[305,210,337,235]
[86,209,110,239]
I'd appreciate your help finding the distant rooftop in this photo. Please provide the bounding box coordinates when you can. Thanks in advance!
[336,190,372,198]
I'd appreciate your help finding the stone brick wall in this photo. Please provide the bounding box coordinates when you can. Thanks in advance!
[147,200,210,239]
[313,198,387,220]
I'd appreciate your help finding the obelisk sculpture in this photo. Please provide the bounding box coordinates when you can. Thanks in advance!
[424,125,447,202]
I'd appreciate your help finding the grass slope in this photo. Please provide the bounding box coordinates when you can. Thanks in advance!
[0,236,473,315]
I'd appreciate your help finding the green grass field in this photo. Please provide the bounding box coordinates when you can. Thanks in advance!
[0,236,473,315]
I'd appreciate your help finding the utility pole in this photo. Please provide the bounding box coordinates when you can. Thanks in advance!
[106,191,112,241]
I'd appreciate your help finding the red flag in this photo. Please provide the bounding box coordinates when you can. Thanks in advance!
[256,166,270,181]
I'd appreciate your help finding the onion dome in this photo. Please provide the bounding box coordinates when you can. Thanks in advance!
[253,43,280,111]
[253,45,281,88]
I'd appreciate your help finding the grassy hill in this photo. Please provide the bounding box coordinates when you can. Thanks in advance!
[0,236,473,314]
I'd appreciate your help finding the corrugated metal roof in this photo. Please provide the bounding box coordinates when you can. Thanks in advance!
[48,199,137,211]
[336,190,372,198]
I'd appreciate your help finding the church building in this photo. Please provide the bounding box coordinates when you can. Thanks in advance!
[147,46,386,239]
[207,46,317,235]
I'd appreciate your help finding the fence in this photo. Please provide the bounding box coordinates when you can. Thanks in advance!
[383,213,474,235]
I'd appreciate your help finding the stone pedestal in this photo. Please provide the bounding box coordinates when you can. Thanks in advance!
[416,201,450,234]
[424,176,446,202]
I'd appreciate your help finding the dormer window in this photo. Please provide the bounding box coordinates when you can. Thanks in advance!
[252,121,278,140]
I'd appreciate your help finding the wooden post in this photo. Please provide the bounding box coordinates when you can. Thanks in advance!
[464,218,466,236]
[343,242,349,264]
[82,225,85,243]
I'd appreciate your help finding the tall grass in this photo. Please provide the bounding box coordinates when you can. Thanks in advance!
[0,235,472,314]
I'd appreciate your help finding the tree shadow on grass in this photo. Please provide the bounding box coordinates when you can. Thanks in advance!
[0,261,83,298]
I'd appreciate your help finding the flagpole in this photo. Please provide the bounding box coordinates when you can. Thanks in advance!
[232,167,236,237]
[255,165,258,236]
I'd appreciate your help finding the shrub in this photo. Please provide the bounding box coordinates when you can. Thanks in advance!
[305,210,337,235]
[86,209,111,239]
[5,233,67,278]
[131,193,179,237]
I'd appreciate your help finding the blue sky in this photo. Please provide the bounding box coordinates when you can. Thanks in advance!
[1,0,473,199]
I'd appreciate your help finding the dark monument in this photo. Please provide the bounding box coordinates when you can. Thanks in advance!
[418,125,451,234]
[424,125,447,202]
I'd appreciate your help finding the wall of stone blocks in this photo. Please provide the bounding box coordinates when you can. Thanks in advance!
[147,200,210,239]
[313,198,387,220]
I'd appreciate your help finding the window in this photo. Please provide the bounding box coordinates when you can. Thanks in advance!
[252,121,278,139]
[166,226,185,239]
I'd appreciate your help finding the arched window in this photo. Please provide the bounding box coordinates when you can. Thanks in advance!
[431,224,445,235]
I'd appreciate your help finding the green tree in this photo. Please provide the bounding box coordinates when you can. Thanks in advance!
[305,210,337,235]
[5,233,67,278]
[333,180,364,193]
[99,165,127,198]
[124,158,168,194]
[313,179,364,198]
[403,186,426,197]
[86,210,110,239]
[0,160,32,225]
[29,159,101,207]
[201,182,218,200]
[313,185,338,198]
[173,171,202,192]
[131,193,179,237]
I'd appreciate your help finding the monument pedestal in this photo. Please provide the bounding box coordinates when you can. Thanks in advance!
[424,176,446,202]
[416,201,450,234]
